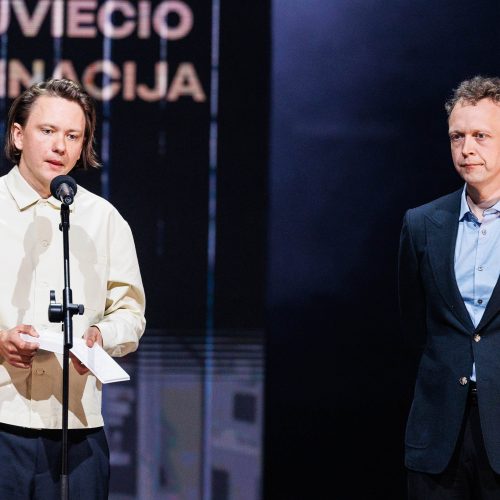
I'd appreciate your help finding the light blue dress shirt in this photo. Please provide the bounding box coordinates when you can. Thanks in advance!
[455,186,500,381]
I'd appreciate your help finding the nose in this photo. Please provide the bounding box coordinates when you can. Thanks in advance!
[52,133,66,154]
[461,135,475,157]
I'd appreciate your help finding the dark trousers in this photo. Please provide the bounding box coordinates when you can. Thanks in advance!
[408,385,500,499]
[0,423,109,500]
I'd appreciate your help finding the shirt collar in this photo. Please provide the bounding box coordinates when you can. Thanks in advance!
[459,184,500,221]
[459,186,470,221]
[4,166,71,211]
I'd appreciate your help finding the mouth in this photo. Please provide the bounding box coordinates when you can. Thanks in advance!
[46,160,64,167]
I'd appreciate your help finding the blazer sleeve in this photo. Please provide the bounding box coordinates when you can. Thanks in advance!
[398,209,427,383]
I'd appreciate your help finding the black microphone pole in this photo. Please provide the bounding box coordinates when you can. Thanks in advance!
[47,176,84,500]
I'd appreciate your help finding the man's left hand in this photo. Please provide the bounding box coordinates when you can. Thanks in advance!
[71,326,103,375]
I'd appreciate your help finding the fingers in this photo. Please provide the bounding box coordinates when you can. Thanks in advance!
[84,326,102,348]
[8,325,39,354]
[73,363,89,375]
[15,337,39,356]
[17,338,39,354]
[16,354,35,367]
[7,347,36,362]
[17,324,39,338]
[69,352,89,376]
[10,361,31,369]
[5,351,35,369]
[20,354,35,364]
[0,324,39,368]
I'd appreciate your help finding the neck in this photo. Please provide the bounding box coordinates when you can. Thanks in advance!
[18,164,50,199]
[466,184,500,207]
[466,184,500,221]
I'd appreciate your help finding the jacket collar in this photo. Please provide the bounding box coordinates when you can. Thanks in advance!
[425,189,474,332]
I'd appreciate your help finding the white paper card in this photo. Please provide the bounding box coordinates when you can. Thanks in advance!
[20,330,130,384]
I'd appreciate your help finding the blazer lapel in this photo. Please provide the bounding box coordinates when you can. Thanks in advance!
[425,193,475,333]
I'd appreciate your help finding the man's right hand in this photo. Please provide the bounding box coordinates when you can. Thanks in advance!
[0,325,39,369]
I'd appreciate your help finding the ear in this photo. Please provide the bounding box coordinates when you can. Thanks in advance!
[12,123,23,151]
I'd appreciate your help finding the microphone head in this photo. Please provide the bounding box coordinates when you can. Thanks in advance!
[50,175,77,205]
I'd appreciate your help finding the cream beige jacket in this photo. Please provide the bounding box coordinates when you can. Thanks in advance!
[0,166,146,429]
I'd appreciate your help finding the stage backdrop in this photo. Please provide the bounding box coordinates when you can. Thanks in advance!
[266,1,500,499]
[0,1,269,499]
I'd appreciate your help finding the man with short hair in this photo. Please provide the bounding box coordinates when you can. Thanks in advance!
[0,78,146,498]
[400,75,500,498]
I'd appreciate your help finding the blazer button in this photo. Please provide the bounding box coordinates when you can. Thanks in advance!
[459,377,468,386]
[474,334,481,342]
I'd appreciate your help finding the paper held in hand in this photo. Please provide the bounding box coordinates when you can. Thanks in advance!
[20,329,130,384]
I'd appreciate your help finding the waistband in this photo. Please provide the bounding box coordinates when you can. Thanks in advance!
[0,422,103,440]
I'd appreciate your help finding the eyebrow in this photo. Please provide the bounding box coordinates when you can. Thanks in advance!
[448,128,492,135]
[39,123,83,134]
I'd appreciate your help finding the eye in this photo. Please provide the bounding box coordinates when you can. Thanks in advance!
[475,132,488,140]
[67,133,78,141]
[41,128,53,135]
[449,133,462,143]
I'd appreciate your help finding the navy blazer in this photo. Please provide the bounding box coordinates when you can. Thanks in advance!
[399,188,500,474]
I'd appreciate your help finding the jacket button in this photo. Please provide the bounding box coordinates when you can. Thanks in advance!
[474,334,481,342]
[459,377,468,386]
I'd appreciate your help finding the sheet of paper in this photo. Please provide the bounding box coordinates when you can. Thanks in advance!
[20,329,130,384]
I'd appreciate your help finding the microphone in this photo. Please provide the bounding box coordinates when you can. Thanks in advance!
[50,175,77,206]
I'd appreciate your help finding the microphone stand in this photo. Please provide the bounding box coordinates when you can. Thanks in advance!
[48,202,84,500]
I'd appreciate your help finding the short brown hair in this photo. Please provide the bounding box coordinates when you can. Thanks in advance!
[5,78,100,169]
[445,75,500,116]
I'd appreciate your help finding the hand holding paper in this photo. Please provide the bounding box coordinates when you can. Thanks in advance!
[20,329,130,384]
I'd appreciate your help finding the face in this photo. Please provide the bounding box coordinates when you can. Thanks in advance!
[449,98,500,191]
[12,95,85,198]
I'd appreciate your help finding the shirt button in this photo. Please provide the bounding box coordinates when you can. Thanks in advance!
[478,299,483,304]
[482,229,487,235]
[35,368,45,375]
[478,266,484,271]
[474,334,481,342]
[459,377,468,386]
[41,240,48,247]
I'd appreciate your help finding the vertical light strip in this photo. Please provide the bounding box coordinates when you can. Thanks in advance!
[98,18,113,434]
[100,34,112,200]
[0,32,7,172]
[52,26,62,69]
[202,0,221,498]
[156,37,168,257]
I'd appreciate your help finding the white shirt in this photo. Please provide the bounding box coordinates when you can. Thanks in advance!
[0,166,146,429]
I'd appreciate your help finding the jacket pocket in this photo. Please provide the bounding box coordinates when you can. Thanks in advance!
[405,400,430,448]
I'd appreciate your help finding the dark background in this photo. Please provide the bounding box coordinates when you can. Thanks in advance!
[265,1,500,498]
